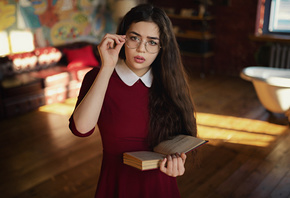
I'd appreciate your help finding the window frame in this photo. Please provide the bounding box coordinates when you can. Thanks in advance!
[262,0,290,35]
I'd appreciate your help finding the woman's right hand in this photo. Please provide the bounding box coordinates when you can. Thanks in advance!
[73,34,125,134]
[97,34,126,69]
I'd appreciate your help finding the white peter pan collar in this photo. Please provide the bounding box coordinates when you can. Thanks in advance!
[115,59,153,88]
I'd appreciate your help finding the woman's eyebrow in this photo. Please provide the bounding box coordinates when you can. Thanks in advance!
[129,31,159,40]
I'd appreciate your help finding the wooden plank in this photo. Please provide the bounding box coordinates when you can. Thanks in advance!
[1,144,101,197]
[178,145,239,197]
[248,129,290,198]
[232,160,274,198]
[0,100,100,197]
[15,157,100,198]
[248,166,289,198]
[270,170,290,198]
[212,157,264,197]
[192,152,253,198]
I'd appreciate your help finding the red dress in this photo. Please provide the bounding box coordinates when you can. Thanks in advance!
[69,67,181,198]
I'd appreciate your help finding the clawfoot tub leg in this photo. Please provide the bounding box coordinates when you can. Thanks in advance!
[266,110,290,126]
[285,108,290,124]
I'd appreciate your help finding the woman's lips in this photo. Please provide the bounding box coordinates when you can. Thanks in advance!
[134,56,145,63]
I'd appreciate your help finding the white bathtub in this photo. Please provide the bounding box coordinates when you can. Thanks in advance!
[240,67,290,116]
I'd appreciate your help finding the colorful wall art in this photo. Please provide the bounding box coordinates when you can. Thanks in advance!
[0,0,116,48]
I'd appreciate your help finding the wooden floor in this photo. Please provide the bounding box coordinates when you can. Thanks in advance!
[0,74,289,198]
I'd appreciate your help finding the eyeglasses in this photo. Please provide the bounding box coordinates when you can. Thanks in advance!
[125,36,161,54]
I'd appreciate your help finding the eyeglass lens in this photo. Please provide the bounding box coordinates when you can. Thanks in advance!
[126,36,160,53]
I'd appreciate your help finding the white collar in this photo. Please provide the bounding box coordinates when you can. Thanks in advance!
[115,59,153,88]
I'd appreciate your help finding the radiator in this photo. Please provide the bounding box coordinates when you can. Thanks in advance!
[269,43,290,69]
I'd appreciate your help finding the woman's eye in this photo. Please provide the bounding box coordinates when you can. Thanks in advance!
[130,36,140,42]
[148,40,158,46]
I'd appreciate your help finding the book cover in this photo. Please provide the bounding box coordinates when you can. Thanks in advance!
[123,135,208,171]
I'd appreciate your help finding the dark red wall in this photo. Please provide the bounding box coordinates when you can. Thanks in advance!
[213,0,261,76]
[150,0,263,76]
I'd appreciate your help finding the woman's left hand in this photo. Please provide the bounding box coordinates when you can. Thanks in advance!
[159,153,186,177]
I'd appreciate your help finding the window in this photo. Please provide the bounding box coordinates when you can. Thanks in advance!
[262,0,290,34]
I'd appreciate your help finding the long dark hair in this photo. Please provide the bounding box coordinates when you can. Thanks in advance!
[116,4,197,148]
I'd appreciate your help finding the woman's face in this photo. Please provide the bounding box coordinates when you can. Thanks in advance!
[124,21,160,77]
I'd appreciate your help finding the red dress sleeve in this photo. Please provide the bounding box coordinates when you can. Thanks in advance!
[69,67,100,137]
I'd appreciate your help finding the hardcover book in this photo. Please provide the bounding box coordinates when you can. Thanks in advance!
[123,135,207,171]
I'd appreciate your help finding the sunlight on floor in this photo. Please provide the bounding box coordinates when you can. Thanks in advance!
[38,98,77,116]
[38,98,287,148]
[197,112,287,147]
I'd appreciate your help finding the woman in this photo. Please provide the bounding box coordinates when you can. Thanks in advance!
[69,4,197,198]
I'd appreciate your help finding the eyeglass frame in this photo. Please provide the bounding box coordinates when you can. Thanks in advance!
[125,36,162,54]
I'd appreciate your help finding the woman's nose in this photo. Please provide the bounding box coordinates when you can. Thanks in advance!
[136,41,146,53]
